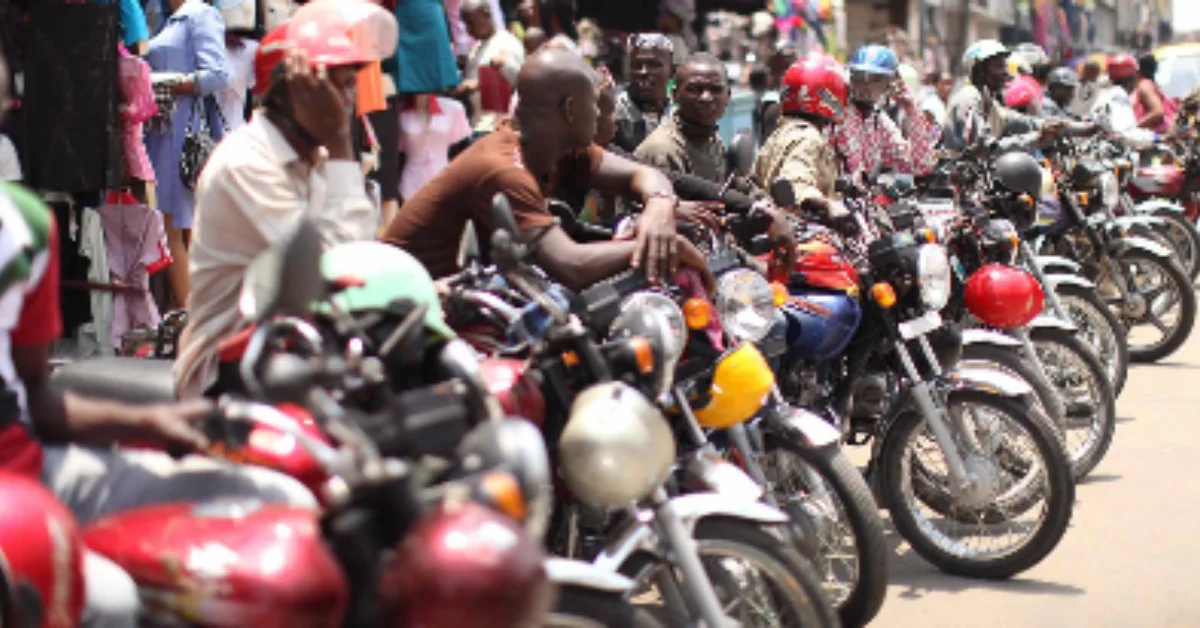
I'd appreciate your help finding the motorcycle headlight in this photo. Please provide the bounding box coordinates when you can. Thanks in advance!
[715,269,775,343]
[1099,172,1120,210]
[917,244,952,310]
[611,292,686,394]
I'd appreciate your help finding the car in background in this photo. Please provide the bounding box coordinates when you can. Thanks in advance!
[1156,43,1200,99]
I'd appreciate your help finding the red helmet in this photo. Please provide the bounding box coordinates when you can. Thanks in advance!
[1107,54,1138,79]
[963,264,1045,329]
[1004,75,1043,111]
[780,57,849,122]
[253,0,400,96]
[0,473,84,628]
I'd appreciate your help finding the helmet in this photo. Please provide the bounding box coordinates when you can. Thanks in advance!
[1004,75,1043,111]
[1047,66,1080,88]
[963,264,1044,329]
[1007,56,1033,76]
[253,0,400,96]
[1107,54,1138,79]
[780,57,849,122]
[994,151,1044,198]
[962,39,1010,77]
[0,473,85,628]
[1012,42,1049,68]
[848,44,899,76]
[317,241,455,340]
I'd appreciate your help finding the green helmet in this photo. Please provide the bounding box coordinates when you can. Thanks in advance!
[318,241,455,340]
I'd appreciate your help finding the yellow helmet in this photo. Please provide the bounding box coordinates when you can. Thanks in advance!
[691,343,776,429]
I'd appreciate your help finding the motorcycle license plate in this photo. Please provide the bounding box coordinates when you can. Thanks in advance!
[898,310,943,340]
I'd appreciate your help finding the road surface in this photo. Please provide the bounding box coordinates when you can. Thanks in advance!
[872,317,1200,627]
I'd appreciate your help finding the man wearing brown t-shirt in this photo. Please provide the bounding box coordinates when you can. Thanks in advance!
[383,48,711,292]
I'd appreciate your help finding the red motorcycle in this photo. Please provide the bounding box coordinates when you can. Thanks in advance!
[1126,142,1200,221]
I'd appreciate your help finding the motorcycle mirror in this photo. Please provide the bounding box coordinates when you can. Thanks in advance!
[239,220,324,321]
[491,192,521,240]
[728,131,756,177]
[259,353,316,404]
[457,221,481,270]
[834,177,854,195]
[769,178,796,208]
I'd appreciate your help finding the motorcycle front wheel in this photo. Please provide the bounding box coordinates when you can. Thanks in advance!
[620,518,841,628]
[1052,282,1129,395]
[754,437,889,627]
[880,391,1075,579]
[1027,327,1117,480]
[546,587,666,628]
[1149,209,1200,281]
[1104,248,1196,363]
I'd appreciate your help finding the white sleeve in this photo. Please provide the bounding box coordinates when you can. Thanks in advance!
[0,136,21,182]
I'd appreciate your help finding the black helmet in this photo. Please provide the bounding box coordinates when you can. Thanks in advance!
[1047,67,1079,88]
[993,151,1043,197]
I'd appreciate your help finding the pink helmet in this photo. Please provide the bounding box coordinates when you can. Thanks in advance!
[1004,75,1043,111]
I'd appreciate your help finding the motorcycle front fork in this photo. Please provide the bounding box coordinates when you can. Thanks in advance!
[1020,242,1070,319]
[893,336,976,493]
[1012,327,1067,426]
[648,487,732,628]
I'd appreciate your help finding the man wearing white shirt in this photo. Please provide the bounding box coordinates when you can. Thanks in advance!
[456,0,524,128]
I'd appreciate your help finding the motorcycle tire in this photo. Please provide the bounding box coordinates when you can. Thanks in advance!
[960,342,1066,438]
[1027,327,1117,480]
[758,436,889,628]
[1150,209,1200,281]
[619,517,841,628]
[1052,282,1129,396]
[546,586,666,628]
[1114,248,1197,363]
[880,391,1075,579]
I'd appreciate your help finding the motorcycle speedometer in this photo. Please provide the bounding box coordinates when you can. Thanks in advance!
[715,269,775,343]
[917,244,952,310]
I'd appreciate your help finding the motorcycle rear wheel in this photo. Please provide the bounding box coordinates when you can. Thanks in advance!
[755,436,889,628]
[1106,249,1197,363]
[620,517,840,628]
[546,586,666,628]
[1027,327,1117,480]
[1149,209,1200,281]
[880,391,1075,579]
[1053,283,1129,395]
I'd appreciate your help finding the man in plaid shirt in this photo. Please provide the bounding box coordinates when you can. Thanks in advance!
[832,45,938,180]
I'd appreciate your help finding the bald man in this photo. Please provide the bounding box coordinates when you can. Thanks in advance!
[383,49,710,290]
[457,0,525,127]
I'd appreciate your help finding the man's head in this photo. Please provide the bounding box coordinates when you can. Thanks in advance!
[627,33,674,106]
[657,0,693,35]
[1080,59,1102,84]
[748,65,770,92]
[847,44,899,108]
[1046,66,1079,108]
[516,48,600,151]
[461,0,495,41]
[768,41,797,85]
[674,53,729,128]
[1138,53,1158,81]
[963,40,1011,95]
[524,27,548,56]
[1107,54,1138,92]
[936,72,954,102]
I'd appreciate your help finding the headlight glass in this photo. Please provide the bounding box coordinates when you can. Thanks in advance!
[1099,172,1120,210]
[917,244,952,310]
[715,269,776,343]
[611,292,686,394]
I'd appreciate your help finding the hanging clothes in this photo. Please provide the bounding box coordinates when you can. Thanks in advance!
[22,3,124,193]
[97,192,170,350]
[118,45,158,186]
[77,208,115,356]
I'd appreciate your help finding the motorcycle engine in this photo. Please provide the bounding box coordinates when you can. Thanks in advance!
[850,371,891,420]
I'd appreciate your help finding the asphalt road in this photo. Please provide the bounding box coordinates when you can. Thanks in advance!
[872,313,1200,627]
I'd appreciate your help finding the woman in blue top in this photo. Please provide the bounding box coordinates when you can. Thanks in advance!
[390,0,462,94]
[145,0,228,309]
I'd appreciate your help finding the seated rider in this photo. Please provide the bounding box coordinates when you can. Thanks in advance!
[381,48,712,292]
[176,5,393,398]
[0,45,315,628]
[1042,67,1081,120]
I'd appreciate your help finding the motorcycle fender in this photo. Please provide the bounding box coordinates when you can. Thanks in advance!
[1113,215,1166,231]
[592,495,790,572]
[961,328,1022,349]
[1109,235,1174,260]
[1034,255,1082,275]
[1027,314,1077,333]
[544,558,635,594]
[764,404,841,448]
[1134,199,1187,215]
[681,451,765,502]
[942,365,1035,399]
[1043,272,1097,291]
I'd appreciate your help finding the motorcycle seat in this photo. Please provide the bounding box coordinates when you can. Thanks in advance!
[51,357,177,404]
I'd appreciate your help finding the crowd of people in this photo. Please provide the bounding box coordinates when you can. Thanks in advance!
[0,0,1197,624]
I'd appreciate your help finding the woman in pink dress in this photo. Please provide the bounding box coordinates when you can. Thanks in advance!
[398,93,472,202]
[117,43,157,204]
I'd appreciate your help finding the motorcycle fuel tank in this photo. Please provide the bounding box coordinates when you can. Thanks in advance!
[781,288,863,362]
[480,357,546,427]
[1129,164,1185,198]
[83,501,346,627]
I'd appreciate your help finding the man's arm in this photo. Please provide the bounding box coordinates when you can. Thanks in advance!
[532,225,640,291]
[588,149,680,282]
[886,101,938,175]
[1136,82,1166,130]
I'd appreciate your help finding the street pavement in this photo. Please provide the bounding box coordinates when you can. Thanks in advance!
[872,313,1200,627]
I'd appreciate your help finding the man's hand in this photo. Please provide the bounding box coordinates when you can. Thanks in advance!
[456,79,480,96]
[490,52,509,69]
[630,195,679,284]
[285,50,354,155]
[892,80,917,110]
[676,236,716,292]
[765,206,797,276]
[133,399,215,457]
[676,201,722,230]
[1039,118,1067,143]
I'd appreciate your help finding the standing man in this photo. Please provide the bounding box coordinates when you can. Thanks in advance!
[457,0,525,129]
[658,0,696,66]
[635,53,730,183]
[832,44,937,180]
[613,33,675,153]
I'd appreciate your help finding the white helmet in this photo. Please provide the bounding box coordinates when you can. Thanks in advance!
[961,39,1010,77]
